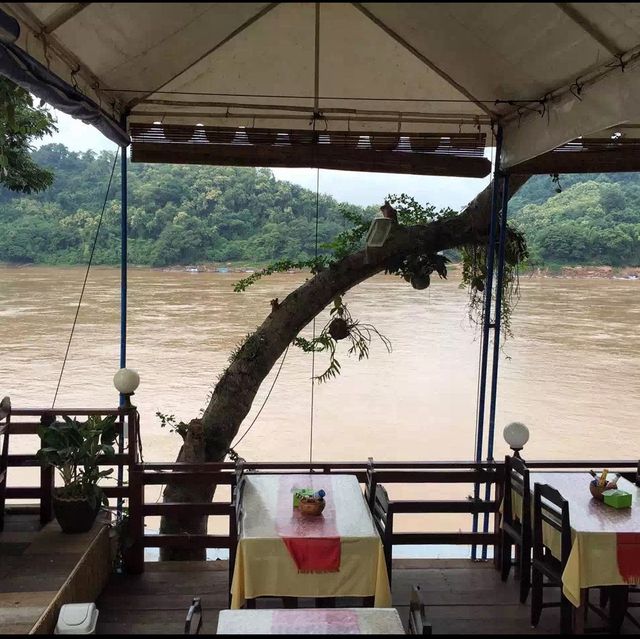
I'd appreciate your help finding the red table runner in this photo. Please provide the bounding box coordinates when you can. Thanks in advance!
[276,475,341,573]
[617,533,640,583]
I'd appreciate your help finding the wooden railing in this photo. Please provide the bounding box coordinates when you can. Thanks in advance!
[0,406,138,530]
[2,410,638,575]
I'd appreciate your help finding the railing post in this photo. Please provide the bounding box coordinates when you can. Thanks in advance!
[124,464,144,574]
[492,464,504,571]
[40,465,54,526]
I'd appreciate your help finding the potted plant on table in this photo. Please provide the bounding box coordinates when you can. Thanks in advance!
[37,414,118,533]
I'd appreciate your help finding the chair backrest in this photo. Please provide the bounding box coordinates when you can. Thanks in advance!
[371,483,393,583]
[503,454,531,531]
[364,456,376,512]
[533,483,571,568]
[0,402,10,532]
[184,597,202,635]
[408,585,432,635]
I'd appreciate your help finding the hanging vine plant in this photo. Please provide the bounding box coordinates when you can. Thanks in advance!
[293,296,392,383]
[459,226,528,338]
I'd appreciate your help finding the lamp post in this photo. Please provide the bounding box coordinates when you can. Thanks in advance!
[113,368,139,524]
[503,422,529,458]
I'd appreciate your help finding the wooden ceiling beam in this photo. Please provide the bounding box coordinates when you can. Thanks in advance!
[351,3,495,118]
[42,3,91,34]
[555,3,623,57]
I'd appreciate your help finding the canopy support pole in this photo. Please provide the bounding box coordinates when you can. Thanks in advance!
[118,117,128,520]
[480,173,510,560]
[472,125,503,560]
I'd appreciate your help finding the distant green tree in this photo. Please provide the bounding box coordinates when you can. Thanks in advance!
[0,78,56,193]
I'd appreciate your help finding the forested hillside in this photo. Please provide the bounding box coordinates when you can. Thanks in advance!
[511,173,640,266]
[0,144,373,266]
[2,144,640,267]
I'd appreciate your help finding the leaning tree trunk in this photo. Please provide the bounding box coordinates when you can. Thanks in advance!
[159,174,530,559]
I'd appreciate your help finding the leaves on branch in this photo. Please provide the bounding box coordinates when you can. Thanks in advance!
[0,78,57,193]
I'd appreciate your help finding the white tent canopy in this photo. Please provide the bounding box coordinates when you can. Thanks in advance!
[3,2,640,168]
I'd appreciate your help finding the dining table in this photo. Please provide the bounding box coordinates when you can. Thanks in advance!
[229,473,392,609]
[217,608,405,634]
[513,471,640,632]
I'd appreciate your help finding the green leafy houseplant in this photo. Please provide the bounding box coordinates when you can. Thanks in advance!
[37,414,118,533]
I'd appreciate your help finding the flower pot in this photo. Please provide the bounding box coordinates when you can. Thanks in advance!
[299,498,325,516]
[53,493,101,534]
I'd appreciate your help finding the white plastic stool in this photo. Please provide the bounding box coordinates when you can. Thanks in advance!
[54,603,99,634]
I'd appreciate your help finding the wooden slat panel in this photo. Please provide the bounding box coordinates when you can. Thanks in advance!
[142,534,232,549]
[7,454,129,466]
[391,500,497,514]
[141,472,234,485]
[10,408,122,416]
[392,532,496,545]
[142,502,232,517]
[373,470,499,483]
[5,487,42,498]
[132,142,491,178]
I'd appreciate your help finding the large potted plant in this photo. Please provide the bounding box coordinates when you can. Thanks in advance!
[37,414,118,533]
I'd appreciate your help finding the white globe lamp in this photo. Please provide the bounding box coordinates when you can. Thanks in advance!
[503,422,529,458]
[113,368,140,400]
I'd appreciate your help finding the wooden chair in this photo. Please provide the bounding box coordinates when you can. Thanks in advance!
[0,397,10,533]
[531,482,573,634]
[370,483,393,586]
[184,597,202,634]
[500,454,531,603]
[228,460,245,607]
[364,456,376,512]
[408,585,432,635]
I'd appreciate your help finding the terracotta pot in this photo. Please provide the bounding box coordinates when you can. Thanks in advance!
[53,493,100,534]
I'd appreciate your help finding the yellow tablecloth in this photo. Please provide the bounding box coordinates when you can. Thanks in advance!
[230,473,392,609]
[508,472,640,606]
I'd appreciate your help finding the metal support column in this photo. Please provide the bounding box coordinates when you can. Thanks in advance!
[472,125,503,560]
[117,123,128,519]
[480,173,510,559]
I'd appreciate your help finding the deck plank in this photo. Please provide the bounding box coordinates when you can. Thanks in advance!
[95,559,639,635]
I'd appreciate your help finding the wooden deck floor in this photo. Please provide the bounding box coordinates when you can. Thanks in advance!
[94,558,640,634]
[0,511,112,634]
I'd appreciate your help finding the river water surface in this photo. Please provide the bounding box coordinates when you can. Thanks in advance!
[2,266,638,536]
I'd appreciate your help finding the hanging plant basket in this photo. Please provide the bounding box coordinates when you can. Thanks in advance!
[410,272,431,290]
[328,317,350,340]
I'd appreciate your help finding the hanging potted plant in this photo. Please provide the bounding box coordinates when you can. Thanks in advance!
[37,414,118,534]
